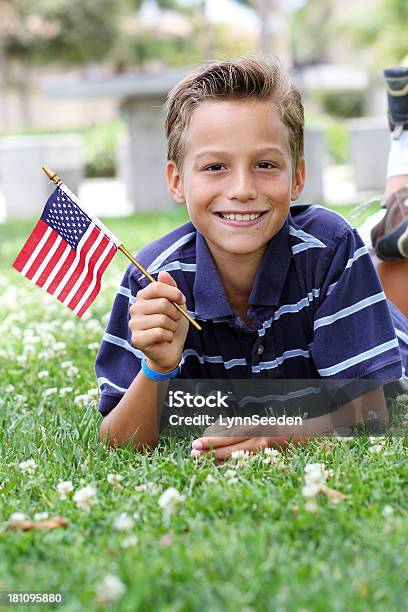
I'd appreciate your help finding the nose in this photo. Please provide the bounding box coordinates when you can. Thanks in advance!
[226,167,257,202]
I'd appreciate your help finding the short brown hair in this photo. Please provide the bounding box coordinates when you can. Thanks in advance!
[164,55,304,179]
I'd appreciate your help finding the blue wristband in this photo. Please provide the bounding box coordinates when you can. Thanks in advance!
[141,357,180,381]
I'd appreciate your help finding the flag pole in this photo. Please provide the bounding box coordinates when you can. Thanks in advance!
[41,165,202,332]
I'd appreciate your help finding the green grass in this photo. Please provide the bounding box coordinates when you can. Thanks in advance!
[0,205,407,611]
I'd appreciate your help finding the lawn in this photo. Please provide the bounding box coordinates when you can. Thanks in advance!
[0,203,407,611]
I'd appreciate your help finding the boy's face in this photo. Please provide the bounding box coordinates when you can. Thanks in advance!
[166,98,305,261]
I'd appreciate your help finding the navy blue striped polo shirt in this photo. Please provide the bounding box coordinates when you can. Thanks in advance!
[95,204,408,417]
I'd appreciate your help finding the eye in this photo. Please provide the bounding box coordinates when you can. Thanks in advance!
[204,164,224,172]
[257,161,276,169]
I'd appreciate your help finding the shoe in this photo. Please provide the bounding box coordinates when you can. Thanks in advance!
[384,66,408,138]
[371,186,408,260]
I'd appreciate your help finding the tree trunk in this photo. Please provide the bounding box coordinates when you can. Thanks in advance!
[199,0,212,61]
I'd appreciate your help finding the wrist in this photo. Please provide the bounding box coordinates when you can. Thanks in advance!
[146,358,180,375]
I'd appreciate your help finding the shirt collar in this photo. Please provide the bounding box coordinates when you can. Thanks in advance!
[193,216,292,320]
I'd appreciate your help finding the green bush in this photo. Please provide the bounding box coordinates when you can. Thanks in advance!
[313,90,365,118]
[83,120,125,178]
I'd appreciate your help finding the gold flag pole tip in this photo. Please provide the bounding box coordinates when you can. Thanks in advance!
[42,165,62,185]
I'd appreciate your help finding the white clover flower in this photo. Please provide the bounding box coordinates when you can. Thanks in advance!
[135,481,158,494]
[38,370,49,379]
[54,341,66,353]
[107,473,123,485]
[23,344,36,358]
[16,355,28,364]
[264,447,280,457]
[73,485,98,511]
[74,394,90,408]
[34,512,49,521]
[121,534,138,549]
[301,462,329,500]
[158,487,185,514]
[9,512,28,521]
[61,361,73,369]
[60,387,73,397]
[19,459,37,474]
[205,474,217,483]
[87,388,99,399]
[95,574,125,604]
[62,321,75,331]
[113,513,134,531]
[305,500,319,513]
[382,505,394,517]
[368,444,383,454]
[304,463,327,485]
[224,469,237,479]
[67,366,79,378]
[302,483,321,498]
[231,449,250,463]
[56,480,74,500]
[5,385,14,393]
[367,411,378,420]
[42,388,58,398]
[87,342,100,351]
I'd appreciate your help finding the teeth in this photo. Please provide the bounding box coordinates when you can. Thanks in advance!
[220,212,262,221]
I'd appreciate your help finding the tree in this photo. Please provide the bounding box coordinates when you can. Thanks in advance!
[0,0,125,125]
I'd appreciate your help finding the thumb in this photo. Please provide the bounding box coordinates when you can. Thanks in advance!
[157,270,177,287]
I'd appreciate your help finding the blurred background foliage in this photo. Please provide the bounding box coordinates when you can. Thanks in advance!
[0,0,406,174]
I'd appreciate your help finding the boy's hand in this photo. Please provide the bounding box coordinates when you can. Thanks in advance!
[129,271,189,373]
[191,419,307,461]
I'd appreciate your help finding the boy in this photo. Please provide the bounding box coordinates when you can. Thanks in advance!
[96,57,408,459]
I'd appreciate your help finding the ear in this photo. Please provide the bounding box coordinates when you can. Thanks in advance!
[291,158,306,202]
[166,160,186,204]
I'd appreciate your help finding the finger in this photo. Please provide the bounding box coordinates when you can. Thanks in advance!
[137,297,181,321]
[194,437,266,461]
[131,327,174,348]
[192,435,250,450]
[136,313,178,333]
[138,279,186,306]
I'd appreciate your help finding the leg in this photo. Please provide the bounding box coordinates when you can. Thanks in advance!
[369,66,408,316]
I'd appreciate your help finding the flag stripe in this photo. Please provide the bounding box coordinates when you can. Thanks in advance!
[52,223,97,300]
[12,220,49,273]
[63,231,106,307]
[43,246,76,293]
[36,242,72,289]
[66,234,111,310]
[22,226,54,277]
[23,230,58,281]
[74,242,117,316]
[30,233,62,283]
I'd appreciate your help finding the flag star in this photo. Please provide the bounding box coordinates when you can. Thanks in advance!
[53,203,57,207]
[57,197,60,201]
[62,197,65,201]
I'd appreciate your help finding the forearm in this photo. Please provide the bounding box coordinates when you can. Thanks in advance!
[272,386,388,440]
[99,363,170,450]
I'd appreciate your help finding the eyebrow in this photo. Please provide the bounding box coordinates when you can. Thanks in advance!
[194,146,285,161]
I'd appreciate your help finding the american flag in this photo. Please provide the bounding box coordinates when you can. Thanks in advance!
[13,186,120,317]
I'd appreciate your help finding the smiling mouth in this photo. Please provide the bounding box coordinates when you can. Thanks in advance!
[213,211,268,224]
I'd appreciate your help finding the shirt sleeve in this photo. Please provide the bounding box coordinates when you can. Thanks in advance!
[95,264,143,417]
[311,226,402,396]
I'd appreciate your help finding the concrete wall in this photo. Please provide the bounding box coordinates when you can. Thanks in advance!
[0,134,84,219]
[348,116,389,192]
